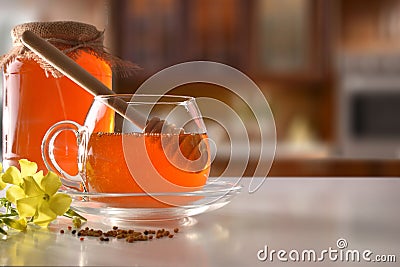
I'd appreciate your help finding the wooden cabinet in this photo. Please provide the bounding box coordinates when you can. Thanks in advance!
[110,0,335,85]
[250,0,336,83]
[111,0,248,79]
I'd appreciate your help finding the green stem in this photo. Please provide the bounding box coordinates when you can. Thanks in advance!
[0,211,18,218]
[0,226,7,235]
[64,208,87,221]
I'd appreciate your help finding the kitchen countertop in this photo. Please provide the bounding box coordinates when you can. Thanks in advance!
[1,177,399,266]
[212,158,400,177]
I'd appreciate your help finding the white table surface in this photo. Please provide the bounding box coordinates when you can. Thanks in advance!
[1,177,400,266]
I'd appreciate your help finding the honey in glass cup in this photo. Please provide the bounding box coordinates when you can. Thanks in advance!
[42,94,211,208]
[86,132,209,189]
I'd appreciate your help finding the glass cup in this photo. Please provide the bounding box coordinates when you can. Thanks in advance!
[41,94,211,207]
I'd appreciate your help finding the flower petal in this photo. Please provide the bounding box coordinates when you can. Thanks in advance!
[0,175,6,190]
[40,172,62,196]
[22,176,44,197]
[16,196,42,218]
[33,170,44,185]
[6,185,26,203]
[48,193,72,216]
[19,159,38,177]
[2,166,22,185]
[33,201,57,227]
[0,164,5,191]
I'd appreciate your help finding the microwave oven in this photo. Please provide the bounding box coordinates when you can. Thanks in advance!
[339,54,400,159]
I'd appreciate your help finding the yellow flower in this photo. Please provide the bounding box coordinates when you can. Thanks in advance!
[3,159,72,227]
[2,159,41,185]
[0,163,6,190]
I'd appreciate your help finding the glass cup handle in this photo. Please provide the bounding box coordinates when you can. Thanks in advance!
[41,120,89,191]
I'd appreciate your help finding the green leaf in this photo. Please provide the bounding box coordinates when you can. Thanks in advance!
[40,172,62,196]
[2,166,22,185]
[19,159,38,178]
[48,193,71,216]
[2,217,27,231]
[6,185,26,204]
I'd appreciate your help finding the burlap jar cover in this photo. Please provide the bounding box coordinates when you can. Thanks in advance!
[0,21,137,77]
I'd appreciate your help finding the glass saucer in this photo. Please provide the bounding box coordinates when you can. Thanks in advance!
[62,178,242,222]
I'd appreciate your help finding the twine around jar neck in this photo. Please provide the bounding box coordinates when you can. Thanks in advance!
[45,31,105,55]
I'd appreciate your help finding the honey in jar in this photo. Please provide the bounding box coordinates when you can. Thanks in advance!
[0,21,123,173]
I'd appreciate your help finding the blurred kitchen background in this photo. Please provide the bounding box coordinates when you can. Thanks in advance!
[2,0,400,176]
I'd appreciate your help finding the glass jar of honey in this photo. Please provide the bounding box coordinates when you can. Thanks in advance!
[0,21,127,173]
